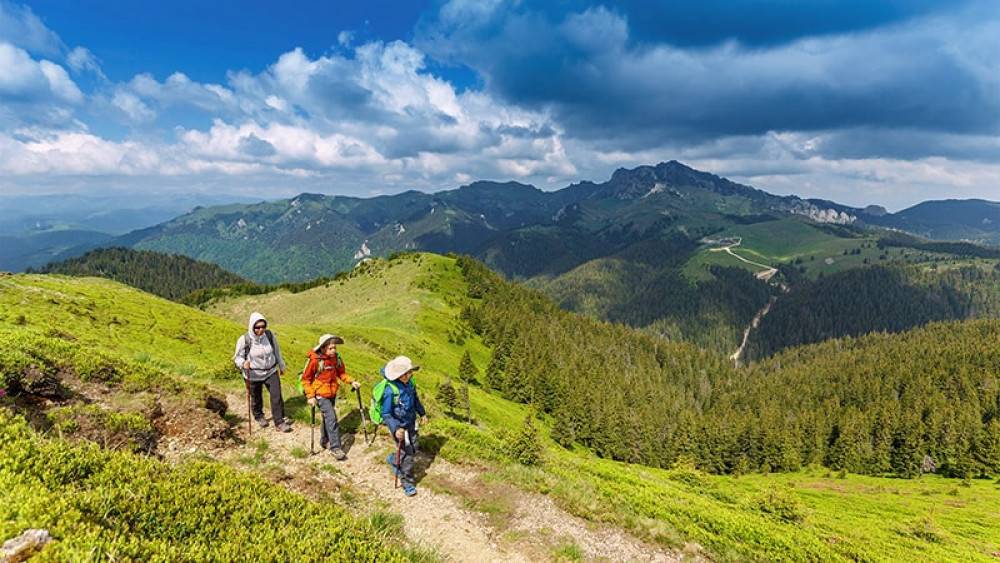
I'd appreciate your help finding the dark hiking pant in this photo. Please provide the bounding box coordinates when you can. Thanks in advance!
[316,396,341,450]
[249,372,285,424]
[390,429,419,488]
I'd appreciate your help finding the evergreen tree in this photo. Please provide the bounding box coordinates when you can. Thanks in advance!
[36,247,248,302]
[974,419,1000,476]
[435,378,458,415]
[458,382,472,423]
[458,350,479,385]
[506,414,543,466]
[891,424,923,478]
[485,337,509,391]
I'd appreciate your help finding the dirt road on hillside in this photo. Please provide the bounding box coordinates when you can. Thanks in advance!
[707,238,778,281]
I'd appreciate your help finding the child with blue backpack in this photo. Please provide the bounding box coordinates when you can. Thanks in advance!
[373,355,427,496]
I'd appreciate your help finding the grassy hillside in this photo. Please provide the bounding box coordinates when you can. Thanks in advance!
[0,322,411,561]
[0,273,243,376]
[34,247,249,302]
[3,257,1000,561]
[205,255,502,428]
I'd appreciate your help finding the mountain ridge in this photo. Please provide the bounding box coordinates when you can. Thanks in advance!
[83,160,865,282]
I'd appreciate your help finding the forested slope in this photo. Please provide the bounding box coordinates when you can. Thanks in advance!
[460,257,1000,478]
[746,264,1000,359]
[35,247,248,302]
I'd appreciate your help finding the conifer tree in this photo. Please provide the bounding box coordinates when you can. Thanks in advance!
[459,350,479,385]
[551,403,575,449]
[485,338,509,391]
[506,414,542,466]
[974,419,1000,476]
[458,382,472,423]
[435,378,458,415]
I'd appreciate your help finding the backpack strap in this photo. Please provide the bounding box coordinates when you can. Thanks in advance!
[243,330,278,372]
[387,381,400,404]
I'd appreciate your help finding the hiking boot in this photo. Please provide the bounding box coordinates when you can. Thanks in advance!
[403,484,417,497]
[275,422,292,433]
[255,418,269,428]
[331,447,347,461]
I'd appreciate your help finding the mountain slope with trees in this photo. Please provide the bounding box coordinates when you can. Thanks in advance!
[745,263,1000,360]
[458,256,1000,478]
[34,247,249,302]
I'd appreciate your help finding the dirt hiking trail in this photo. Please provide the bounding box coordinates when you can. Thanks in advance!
[214,392,685,563]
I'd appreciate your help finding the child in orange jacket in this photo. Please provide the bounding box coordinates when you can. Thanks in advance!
[301,334,360,460]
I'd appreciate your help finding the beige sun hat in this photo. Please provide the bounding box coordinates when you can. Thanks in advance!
[384,355,420,381]
[313,334,344,352]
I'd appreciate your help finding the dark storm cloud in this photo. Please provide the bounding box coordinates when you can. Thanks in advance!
[526,0,964,47]
[416,0,1000,156]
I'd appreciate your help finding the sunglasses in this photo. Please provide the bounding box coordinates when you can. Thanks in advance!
[253,325,266,331]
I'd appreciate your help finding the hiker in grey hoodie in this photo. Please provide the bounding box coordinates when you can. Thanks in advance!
[233,312,292,432]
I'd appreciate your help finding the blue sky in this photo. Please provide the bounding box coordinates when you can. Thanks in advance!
[0,0,998,210]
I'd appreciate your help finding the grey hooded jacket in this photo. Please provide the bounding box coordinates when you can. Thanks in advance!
[233,312,287,382]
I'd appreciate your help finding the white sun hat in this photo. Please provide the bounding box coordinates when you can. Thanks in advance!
[384,355,420,381]
[313,334,344,352]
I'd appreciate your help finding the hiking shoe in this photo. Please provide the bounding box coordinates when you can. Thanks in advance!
[386,454,402,477]
[331,448,347,461]
[275,422,292,433]
[403,484,417,497]
[255,418,269,428]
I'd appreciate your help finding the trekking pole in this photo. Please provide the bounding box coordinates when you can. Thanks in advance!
[310,404,316,455]
[243,369,252,438]
[354,387,370,444]
[394,433,403,489]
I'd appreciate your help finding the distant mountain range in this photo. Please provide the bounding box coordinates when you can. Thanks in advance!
[0,192,263,273]
[867,199,1000,244]
[19,161,1000,282]
[44,162,847,281]
[0,230,113,272]
[30,160,1000,359]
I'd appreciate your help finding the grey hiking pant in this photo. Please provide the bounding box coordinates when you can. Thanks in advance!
[249,372,285,424]
[391,429,419,488]
[316,396,342,450]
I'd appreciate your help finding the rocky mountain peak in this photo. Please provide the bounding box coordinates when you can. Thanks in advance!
[602,160,752,200]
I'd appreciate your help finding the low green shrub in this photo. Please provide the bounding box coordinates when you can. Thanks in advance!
[753,486,806,524]
[46,404,155,452]
[0,411,406,561]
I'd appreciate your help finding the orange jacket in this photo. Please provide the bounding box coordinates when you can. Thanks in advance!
[301,350,353,399]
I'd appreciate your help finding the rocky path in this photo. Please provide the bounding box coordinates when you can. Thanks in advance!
[730,296,777,367]
[219,393,681,563]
